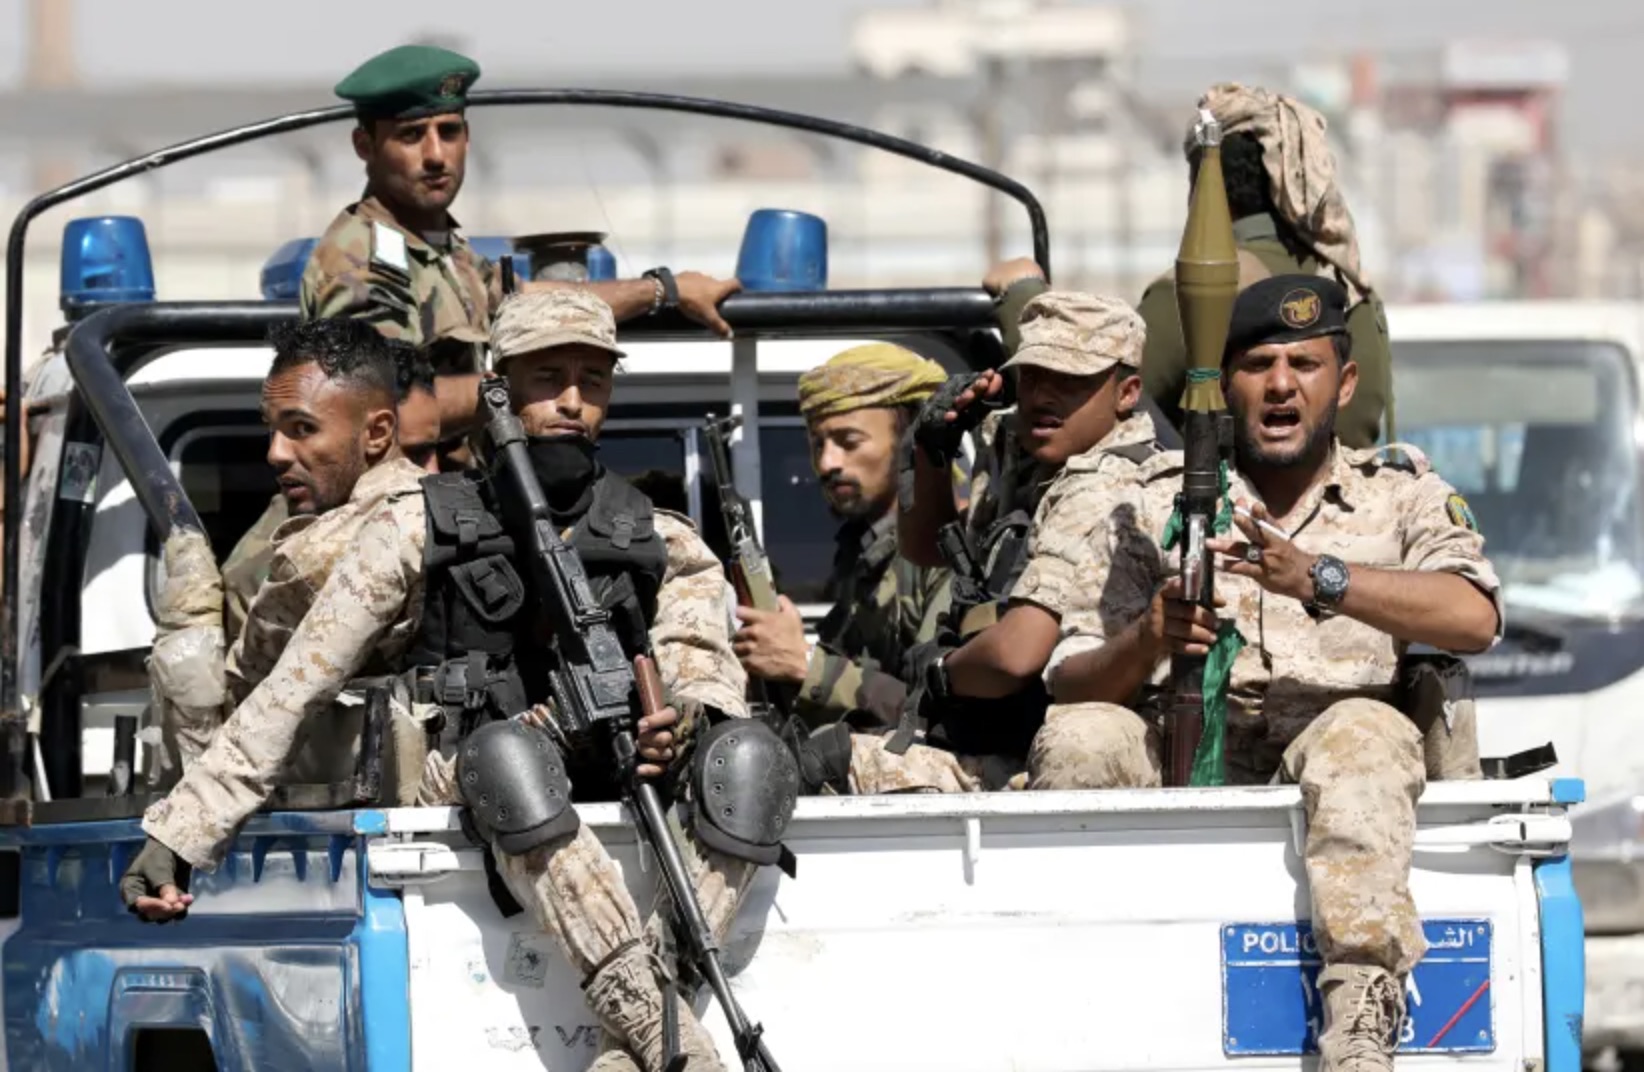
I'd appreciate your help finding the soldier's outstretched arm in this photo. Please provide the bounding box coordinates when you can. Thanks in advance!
[135,506,419,885]
[529,271,742,339]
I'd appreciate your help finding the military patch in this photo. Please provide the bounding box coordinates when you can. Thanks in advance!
[1445,493,1478,533]
[370,222,409,273]
[1279,288,1321,329]
[438,73,467,100]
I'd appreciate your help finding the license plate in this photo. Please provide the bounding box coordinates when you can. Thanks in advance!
[1221,919,1494,1056]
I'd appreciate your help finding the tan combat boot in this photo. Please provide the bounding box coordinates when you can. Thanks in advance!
[581,939,726,1072]
[1316,964,1406,1072]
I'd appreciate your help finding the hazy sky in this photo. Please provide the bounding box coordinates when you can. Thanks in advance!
[2,0,1639,157]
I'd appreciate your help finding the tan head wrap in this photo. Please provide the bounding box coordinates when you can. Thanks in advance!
[1186,83,1372,298]
[797,343,948,421]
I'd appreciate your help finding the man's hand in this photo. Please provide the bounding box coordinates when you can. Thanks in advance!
[982,257,1046,296]
[732,595,810,685]
[675,272,743,338]
[120,837,195,923]
[636,704,680,779]
[1207,499,1318,603]
[1144,576,1226,658]
[913,370,1006,467]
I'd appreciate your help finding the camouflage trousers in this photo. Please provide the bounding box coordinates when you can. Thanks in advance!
[1028,697,1428,976]
[845,734,1025,793]
[418,751,755,979]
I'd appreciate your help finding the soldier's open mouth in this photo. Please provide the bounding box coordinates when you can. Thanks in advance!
[1261,408,1301,429]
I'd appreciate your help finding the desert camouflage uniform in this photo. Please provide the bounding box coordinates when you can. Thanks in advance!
[221,493,289,645]
[300,194,500,374]
[143,455,754,925]
[1035,441,1503,985]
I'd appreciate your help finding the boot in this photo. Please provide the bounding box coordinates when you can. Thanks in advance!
[1317,964,1405,1072]
[585,1027,641,1072]
[581,939,726,1072]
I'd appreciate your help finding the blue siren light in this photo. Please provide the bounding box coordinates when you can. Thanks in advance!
[60,216,156,314]
[735,209,827,293]
[587,245,617,282]
[261,238,319,302]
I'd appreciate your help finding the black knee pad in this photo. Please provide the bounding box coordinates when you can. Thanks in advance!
[689,718,800,871]
[456,719,581,855]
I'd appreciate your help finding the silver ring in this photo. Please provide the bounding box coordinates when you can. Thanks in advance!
[1243,545,1264,564]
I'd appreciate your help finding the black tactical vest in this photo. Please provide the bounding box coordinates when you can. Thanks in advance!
[406,469,671,733]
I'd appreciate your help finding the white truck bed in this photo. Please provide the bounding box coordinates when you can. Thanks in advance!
[368,781,1582,1072]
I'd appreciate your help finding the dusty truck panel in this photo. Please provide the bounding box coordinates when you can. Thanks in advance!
[0,780,1582,1072]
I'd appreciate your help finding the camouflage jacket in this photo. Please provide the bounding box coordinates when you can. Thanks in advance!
[1044,441,1503,783]
[220,494,289,646]
[797,512,952,733]
[145,462,747,868]
[299,194,501,373]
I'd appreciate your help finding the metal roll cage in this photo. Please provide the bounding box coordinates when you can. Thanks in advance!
[0,88,1054,800]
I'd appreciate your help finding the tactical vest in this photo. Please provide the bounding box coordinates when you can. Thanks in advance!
[929,438,1163,758]
[406,469,671,738]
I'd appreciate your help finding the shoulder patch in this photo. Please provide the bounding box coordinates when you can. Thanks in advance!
[1445,493,1479,533]
[370,222,410,274]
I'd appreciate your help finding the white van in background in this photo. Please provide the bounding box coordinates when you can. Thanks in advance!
[1388,301,1644,1070]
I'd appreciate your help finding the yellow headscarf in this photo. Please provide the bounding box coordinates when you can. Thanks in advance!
[796,343,949,421]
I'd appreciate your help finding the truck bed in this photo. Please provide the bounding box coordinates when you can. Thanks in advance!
[0,781,1584,1071]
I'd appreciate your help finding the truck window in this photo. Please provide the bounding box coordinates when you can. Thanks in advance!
[757,420,837,604]
[168,420,277,563]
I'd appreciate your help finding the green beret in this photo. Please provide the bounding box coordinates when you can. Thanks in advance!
[1225,274,1348,358]
[335,45,481,121]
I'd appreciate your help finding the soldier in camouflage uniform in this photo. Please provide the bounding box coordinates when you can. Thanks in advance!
[146,343,444,793]
[1039,276,1502,1072]
[124,293,769,1072]
[304,44,739,411]
[730,344,994,793]
[884,289,1161,785]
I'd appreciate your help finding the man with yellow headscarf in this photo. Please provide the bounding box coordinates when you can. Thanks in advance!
[988,83,1392,450]
[731,343,955,742]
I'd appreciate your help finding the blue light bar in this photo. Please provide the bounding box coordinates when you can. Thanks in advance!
[735,209,827,293]
[60,216,156,315]
[587,245,616,282]
[261,237,318,301]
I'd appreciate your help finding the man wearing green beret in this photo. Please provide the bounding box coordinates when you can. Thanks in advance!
[304,43,741,415]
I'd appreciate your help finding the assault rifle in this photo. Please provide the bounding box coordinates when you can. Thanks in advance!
[1164,108,1241,787]
[703,413,798,717]
[479,379,781,1072]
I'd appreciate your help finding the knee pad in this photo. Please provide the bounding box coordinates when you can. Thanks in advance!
[689,718,800,872]
[456,718,580,855]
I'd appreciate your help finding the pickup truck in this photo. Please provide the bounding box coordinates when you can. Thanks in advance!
[0,89,1586,1071]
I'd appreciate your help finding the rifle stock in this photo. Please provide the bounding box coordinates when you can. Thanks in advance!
[479,380,780,1071]
[1165,108,1240,787]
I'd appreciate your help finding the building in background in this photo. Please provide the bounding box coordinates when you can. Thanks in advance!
[0,0,1629,364]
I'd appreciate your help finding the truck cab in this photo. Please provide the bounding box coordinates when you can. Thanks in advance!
[0,91,1586,1071]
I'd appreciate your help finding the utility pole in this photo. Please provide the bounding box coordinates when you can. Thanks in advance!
[27,0,79,193]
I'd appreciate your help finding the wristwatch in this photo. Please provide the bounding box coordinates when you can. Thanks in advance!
[925,650,953,705]
[1305,554,1350,620]
[641,267,679,315]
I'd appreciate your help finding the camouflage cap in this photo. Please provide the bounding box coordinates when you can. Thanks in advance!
[490,289,625,369]
[1003,291,1145,377]
[335,45,481,121]
[797,343,948,421]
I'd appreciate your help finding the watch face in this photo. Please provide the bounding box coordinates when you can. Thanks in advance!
[1316,556,1350,599]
